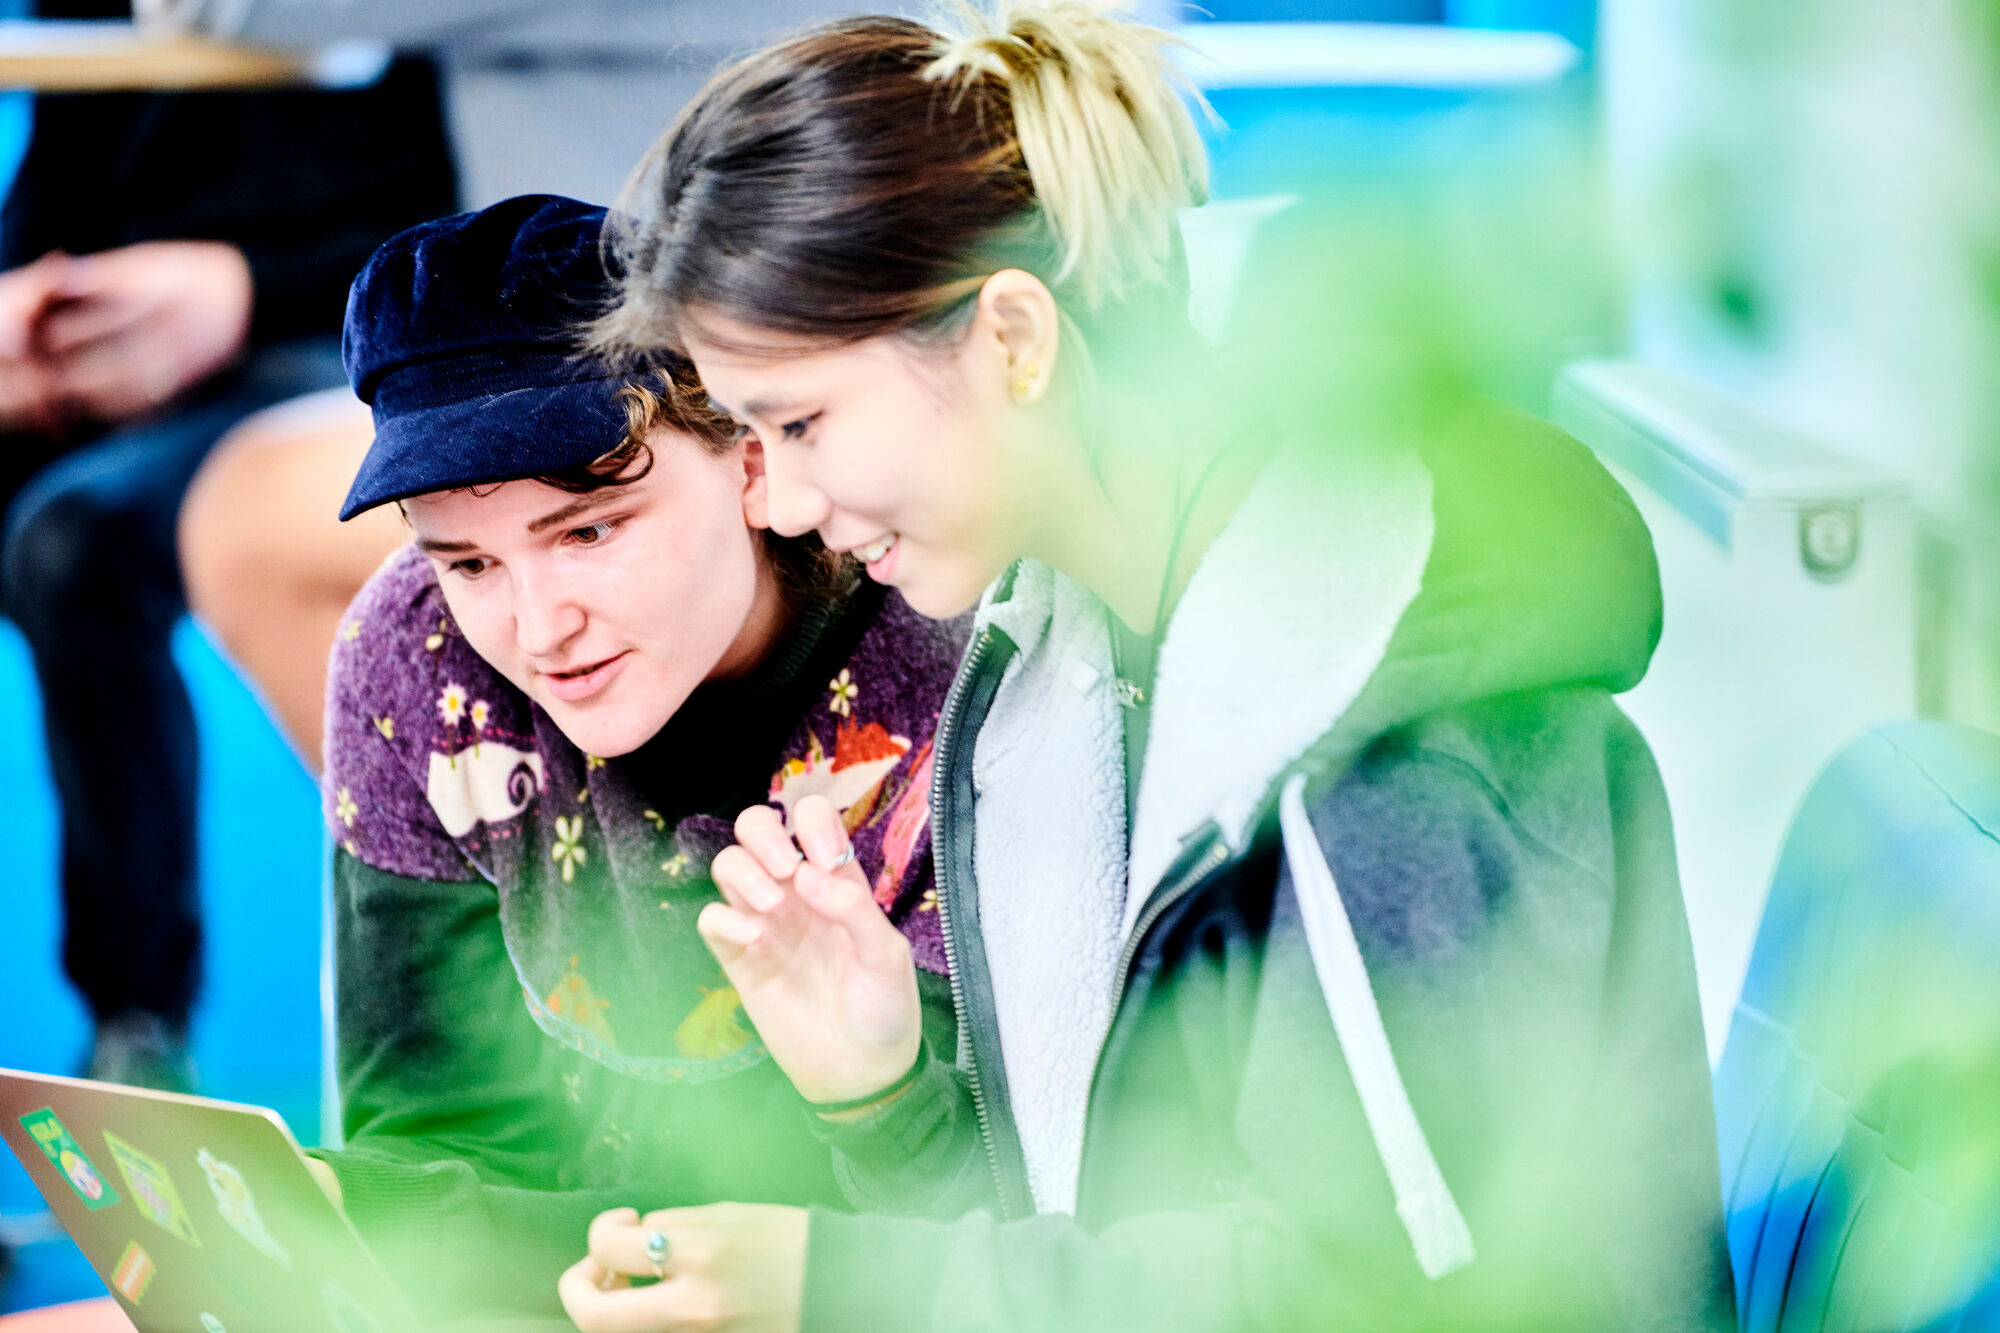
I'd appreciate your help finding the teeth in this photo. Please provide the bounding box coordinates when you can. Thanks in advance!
[856,535,896,564]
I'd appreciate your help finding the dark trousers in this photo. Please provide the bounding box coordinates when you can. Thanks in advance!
[0,338,347,1030]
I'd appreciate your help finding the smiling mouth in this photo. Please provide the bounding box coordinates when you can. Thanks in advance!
[550,657,616,680]
[854,534,897,564]
[541,651,630,702]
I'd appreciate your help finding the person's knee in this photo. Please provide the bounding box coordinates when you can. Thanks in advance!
[1,473,140,635]
[178,414,276,644]
[177,387,376,654]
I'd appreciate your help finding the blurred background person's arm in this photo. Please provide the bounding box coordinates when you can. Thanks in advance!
[0,0,457,1121]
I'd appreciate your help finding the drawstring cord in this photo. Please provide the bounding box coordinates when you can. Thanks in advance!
[1279,773,1477,1281]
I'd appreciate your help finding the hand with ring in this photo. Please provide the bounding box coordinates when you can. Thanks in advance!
[645,1229,671,1278]
[700,793,922,1108]
[559,1203,807,1332]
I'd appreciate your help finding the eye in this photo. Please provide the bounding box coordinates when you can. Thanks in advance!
[446,556,489,578]
[565,519,622,546]
[779,413,820,441]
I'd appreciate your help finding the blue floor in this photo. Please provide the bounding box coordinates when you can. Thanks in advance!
[0,619,326,1313]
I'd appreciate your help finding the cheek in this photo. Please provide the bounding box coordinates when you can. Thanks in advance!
[826,401,969,515]
[639,490,761,639]
[435,584,513,671]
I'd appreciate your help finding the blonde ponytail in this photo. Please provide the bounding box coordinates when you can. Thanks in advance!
[601,8,1210,358]
[923,0,1210,310]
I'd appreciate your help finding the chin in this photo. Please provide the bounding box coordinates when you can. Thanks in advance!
[895,561,995,621]
[544,706,662,760]
[899,582,982,621]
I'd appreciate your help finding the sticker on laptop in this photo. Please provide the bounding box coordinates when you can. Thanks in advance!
[198,1148,293,1271]
[111,1239,156,1304]
[17,1108,121,1210]
[322,1278,388,1333]
[102,1129,201,1246]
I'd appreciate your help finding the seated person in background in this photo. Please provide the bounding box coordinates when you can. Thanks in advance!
[309,194,964,1323]
[0,0,455,1092]
[171,0,882,772]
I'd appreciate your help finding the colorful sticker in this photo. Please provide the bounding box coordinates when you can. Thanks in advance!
[321,1279,388,1333]
[200,1314,227,1333]
[111,1239,156,1304]
[17,1108,121,1210]
[197,1148,292,1271]
[102,1130,201,1246]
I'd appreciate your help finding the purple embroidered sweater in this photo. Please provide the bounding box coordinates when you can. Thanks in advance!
[314,543,965,1318]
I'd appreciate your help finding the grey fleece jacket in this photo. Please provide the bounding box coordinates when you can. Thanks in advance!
[806,408,1737,1331]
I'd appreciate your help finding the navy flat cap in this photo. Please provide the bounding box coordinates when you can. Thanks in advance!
[339,194,647,520]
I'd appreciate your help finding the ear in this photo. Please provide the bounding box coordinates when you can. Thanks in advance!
[975,269,1062,406]
[738,432,771,529]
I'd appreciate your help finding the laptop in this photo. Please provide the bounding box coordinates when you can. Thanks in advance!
[0,1067,423,1333]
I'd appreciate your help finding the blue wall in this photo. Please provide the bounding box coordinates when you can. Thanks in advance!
[0,621,326,1312]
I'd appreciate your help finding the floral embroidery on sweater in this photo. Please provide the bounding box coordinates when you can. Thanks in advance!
[323,544,965,1082]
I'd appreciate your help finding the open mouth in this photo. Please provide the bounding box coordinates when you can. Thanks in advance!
[542,651,629,702]
[854,534,900,581]
[551,658,612,680]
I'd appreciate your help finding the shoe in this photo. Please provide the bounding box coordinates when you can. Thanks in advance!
[87,1012,196,1094]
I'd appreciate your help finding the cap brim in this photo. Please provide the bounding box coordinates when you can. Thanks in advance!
[339,378,631,520]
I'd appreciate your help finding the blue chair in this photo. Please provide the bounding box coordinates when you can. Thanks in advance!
[1715,723,2000,1331]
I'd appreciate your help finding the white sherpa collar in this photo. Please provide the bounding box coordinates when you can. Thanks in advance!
[1124,441,1436,928]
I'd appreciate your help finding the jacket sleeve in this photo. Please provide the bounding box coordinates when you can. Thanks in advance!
[315,850,600,1316]
[799,691,1733,1333]
[807,968,998,1220]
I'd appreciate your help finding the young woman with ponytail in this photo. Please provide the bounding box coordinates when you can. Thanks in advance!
[560,5,1736,1330]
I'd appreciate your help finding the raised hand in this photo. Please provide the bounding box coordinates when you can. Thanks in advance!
[699,794,921,1107]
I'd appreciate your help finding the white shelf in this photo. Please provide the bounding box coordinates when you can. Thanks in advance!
[1175,21,1582,90]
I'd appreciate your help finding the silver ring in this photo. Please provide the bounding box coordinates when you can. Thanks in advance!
[644,1229,670,1277]
[827,846,855,871]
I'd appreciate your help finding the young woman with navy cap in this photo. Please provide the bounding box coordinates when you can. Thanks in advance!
[560,3,1736,1331]
[307,193,965,1324]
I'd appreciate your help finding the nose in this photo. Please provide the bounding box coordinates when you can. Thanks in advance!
[511,567,585,660]
[761,444,834,540]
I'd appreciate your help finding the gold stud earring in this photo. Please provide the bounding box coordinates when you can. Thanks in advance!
[1011,362,1039,403]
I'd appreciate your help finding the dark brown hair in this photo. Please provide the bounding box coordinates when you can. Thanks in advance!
[569,368,854,601]
[595,2,1209,362]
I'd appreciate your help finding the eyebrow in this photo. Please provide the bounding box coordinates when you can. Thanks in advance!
[721,394,807,422]
[525,492,620,535]
[412,493,624,556]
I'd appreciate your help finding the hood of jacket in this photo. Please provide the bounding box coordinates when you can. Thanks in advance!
[959,404,1661,1220]
[1127,406,1661,910]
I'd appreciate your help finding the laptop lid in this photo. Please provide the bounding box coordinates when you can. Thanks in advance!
[0,1067,422,1333]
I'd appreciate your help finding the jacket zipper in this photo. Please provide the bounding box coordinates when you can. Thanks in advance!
[1099,832,1234,1083]
[1114,835,1234,1004]
[928,626,1022,1218]
[932,625,1243,1221]
[1070,833,1234,1214]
